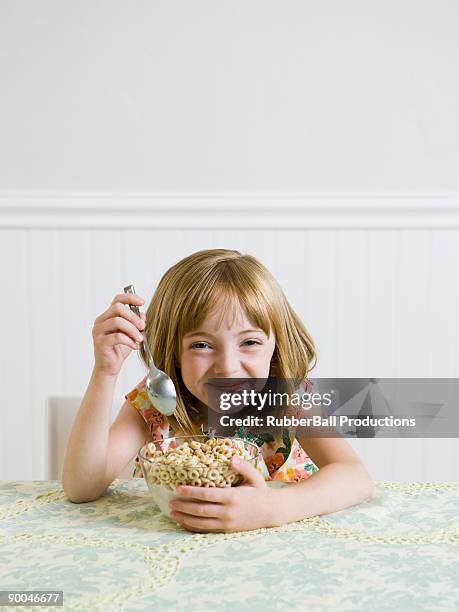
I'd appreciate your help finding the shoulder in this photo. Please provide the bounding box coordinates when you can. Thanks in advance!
[125,377,170,437]
[282,377,313,420]
[300,378,313,393]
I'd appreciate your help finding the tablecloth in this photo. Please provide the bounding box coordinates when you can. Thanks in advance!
[0,479,458,611]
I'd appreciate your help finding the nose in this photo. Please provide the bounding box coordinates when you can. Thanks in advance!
[213,349,241,377]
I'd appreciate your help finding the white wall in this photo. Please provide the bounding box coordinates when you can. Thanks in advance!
[1,213,459,481]
[0,0,458,191]
[1,2,458,482]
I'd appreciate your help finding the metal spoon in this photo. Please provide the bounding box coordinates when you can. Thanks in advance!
[124,285,177,416]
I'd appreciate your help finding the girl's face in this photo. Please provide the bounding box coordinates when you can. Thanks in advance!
[179,304,276,409]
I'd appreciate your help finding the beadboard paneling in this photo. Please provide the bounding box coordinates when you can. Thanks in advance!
[1,201,459,481]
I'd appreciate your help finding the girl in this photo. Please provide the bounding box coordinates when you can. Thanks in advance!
[62,249,374,533]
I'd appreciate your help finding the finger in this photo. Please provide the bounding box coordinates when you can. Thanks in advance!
[111,293,145,307]
[99,304,145,334]
[101,332,140,351]
[170,500,225,519]
[97,317,144,344]
[175,485,231,503]
[98,301,145,330]
[171,511,222,532]
[230,456,266,488]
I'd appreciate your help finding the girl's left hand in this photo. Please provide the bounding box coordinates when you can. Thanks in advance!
[169,455,276,533]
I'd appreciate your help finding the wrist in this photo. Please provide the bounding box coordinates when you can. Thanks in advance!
[91,366,118,386]
[264,486,291,528]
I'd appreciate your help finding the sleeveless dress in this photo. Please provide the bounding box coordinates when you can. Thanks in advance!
[125,377,319,483]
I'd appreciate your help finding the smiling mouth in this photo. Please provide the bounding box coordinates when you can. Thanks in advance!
[207,380,250,391]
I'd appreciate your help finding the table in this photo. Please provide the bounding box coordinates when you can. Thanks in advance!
[1,479,458,611]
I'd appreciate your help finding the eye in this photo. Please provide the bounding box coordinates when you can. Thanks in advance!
[189,340,261,350]
[190,342,211,350]
[243,339,261,347]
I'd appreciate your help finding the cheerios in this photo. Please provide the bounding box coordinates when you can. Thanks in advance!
[141,436,256,490]
[159,470,172,483]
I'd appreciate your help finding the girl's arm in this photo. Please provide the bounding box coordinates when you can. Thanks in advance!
[269,435,375,527]
[62,367,149,503]
[62,291,147,502]
[62,368,116,501]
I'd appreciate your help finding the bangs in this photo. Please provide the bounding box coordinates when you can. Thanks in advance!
[177,262,274,342]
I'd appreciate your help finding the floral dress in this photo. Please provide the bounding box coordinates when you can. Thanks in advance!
[125,377,319,483]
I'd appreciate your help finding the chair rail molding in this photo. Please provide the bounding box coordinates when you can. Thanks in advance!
[1,191,459,229]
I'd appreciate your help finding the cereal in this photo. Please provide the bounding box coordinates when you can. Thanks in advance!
[207,468,220,481]
[159,470,171,483]
[141,437,257,489]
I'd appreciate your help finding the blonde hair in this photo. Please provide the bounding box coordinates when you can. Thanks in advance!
[139,248,317,436]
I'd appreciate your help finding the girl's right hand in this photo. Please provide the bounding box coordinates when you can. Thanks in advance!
[92,293,146,377]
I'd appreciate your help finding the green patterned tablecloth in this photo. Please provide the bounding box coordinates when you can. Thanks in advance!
[0,479,458,611]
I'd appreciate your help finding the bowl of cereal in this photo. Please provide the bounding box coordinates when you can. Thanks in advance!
[138,435,260,518]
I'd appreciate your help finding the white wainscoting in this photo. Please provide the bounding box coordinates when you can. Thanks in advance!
[1,193,458,482]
